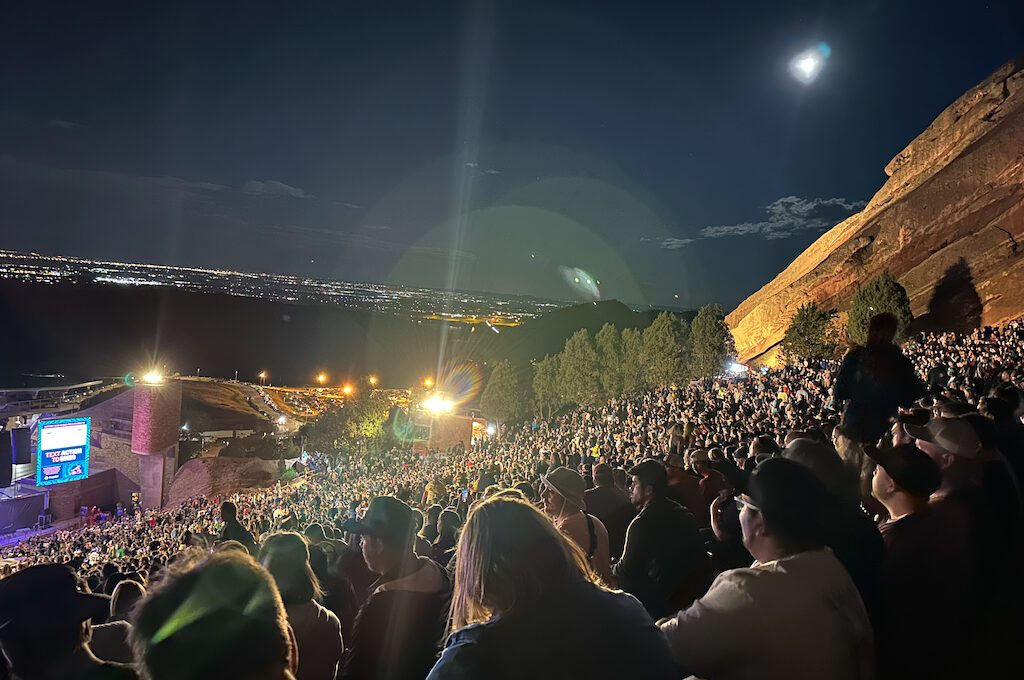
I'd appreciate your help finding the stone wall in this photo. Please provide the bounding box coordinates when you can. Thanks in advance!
[132,383,183,454]
[93,432,139,485]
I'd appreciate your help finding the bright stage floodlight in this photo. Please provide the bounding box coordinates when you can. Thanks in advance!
[422,394,454,414]
[141,370,164,385]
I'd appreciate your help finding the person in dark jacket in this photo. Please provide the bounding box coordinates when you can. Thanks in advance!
[584,463,636,561]
[613,458,709,620]
[834,312,924,445]
[341,496,451,680]
[427,494,677,680]
[219,501,257,554]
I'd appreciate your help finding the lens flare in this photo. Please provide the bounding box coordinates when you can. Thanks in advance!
[558,265,601,301]
[438,362,484,406]
[391,408,417,443]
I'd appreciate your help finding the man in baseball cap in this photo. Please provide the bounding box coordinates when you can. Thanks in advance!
[903,417,982,461]
[868,443,971,678]
[0,564,137,679]
[615,458,706,620]
[869,444,943,528]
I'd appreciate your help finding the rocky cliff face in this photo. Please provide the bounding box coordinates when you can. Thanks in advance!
[728,56,1024,362]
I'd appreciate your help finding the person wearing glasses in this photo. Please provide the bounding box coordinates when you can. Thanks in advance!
[659,458,874,680]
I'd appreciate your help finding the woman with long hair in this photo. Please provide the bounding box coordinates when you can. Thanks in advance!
[427,495,677,679]
[259,532,344,680]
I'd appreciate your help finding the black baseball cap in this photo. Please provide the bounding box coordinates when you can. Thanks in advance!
[627,458,668,487]
[742,458,827,548]
[0,564,110,632]
[867,445,942,499]
[342,496,415,542]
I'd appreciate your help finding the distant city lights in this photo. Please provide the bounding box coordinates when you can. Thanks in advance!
[0,250,564,327]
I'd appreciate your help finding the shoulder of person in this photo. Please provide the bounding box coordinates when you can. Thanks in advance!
[841,346,865,362]
[705,566,770,602]
[311,598,342,627]
[429,626,489,680]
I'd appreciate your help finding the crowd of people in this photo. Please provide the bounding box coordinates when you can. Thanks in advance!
[2,314,1023,680]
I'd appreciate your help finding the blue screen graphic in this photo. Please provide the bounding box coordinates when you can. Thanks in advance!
[35,417,91,486]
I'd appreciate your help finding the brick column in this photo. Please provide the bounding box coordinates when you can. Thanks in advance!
[131,382,182,510]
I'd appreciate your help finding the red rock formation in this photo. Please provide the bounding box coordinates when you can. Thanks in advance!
[165,457,282,508]
[728,56,1024,362]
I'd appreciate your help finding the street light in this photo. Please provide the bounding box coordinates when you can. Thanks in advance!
[342,384,354,396]
[368,375,378,386]
[259,371,267,385]
[423,377,434,388]
[317,373,327,385]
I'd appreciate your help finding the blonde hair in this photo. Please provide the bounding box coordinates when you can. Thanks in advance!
[449,494,604,632]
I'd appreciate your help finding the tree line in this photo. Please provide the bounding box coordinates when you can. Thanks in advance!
[480,304,736,426]
[781,270,914,361]
[305,270,915,449]
[481,270,917,427]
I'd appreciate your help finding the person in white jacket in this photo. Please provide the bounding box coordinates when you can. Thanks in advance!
[660,459,875,680]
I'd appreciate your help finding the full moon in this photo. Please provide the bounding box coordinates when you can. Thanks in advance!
[789,43,831,84]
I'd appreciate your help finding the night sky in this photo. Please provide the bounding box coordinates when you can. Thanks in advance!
[2,1,1022,310]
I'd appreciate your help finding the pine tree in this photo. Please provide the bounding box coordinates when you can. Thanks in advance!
[595,323,624,399]
[620,327,649,396]
[480,360,527,426]
[559,329,602,407]
[643,312,690,386]
[689,304,736,377]
[532,354,563,418]
[781,302,839,361]
[847,271,913,345]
